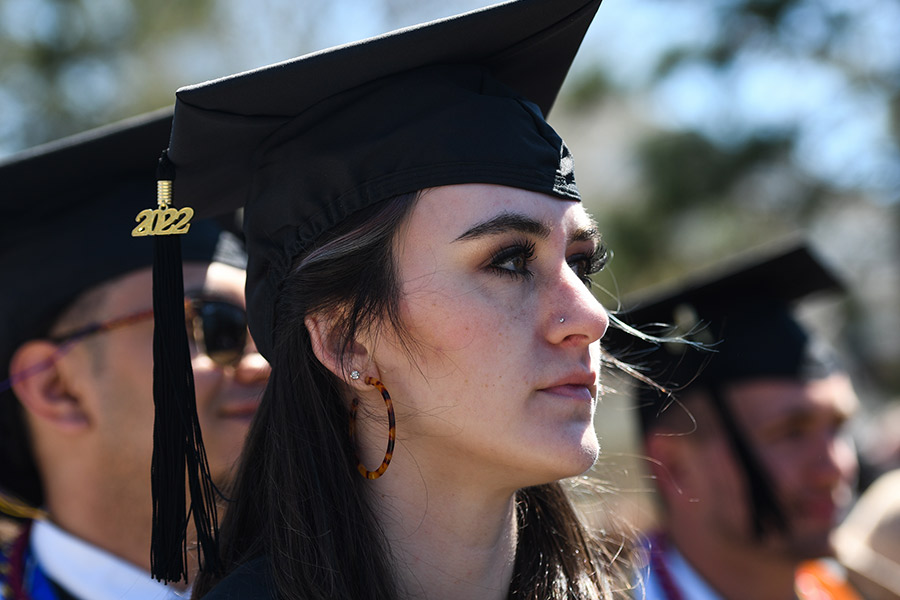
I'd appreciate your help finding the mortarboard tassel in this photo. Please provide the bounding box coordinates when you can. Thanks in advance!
[709,387,787,538]
[135,151,220,581]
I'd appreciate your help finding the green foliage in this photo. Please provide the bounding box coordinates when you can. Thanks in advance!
[0,0,215,151]
[563,67,614,112]
[583,0,900,392]
[637,131,793,212]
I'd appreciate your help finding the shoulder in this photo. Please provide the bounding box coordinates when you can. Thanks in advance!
[201,557,279,600]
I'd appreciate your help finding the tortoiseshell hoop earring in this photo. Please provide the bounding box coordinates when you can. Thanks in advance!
[348,376,396,479]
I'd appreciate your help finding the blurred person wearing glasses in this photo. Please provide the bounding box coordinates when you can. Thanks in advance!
[0,110,270,600]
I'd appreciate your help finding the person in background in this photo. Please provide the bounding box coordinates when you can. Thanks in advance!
[0,110,270,600]
[605,240,862,600]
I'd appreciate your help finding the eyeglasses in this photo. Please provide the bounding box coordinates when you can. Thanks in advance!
[51,297,249,367]
[1,298,249,392]
[182,298,249,367]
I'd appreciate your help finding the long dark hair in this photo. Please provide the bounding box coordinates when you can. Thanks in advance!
[193,192,636,599]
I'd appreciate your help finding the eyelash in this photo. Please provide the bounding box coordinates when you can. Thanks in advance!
[488,239,537,280]
[487,240,608,286]
[569,243,608,288]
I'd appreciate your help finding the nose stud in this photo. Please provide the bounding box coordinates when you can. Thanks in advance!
[559,317,565,323]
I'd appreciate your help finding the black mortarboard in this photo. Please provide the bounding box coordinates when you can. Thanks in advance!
[604,237,845,536]
[169,0,599,361]
[147,0,604,581]
[0,110,245,510]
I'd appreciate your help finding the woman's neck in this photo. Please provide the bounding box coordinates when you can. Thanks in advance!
[371,474,518,600]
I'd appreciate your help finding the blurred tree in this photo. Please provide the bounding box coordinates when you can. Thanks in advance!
[0,0,476,154]
[0,0,219,152]
[582,0,900,392]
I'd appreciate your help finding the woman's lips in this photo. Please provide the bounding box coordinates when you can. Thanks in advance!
[538,384,594,402]
[539,369,598,401]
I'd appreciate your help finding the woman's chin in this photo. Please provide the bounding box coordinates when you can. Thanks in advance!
[529,429,601,485]
[573,431,601,474]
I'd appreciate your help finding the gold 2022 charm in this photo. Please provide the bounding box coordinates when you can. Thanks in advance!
[131,179,194,237]
[132,206,194,236]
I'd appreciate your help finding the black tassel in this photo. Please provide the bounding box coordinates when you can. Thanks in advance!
[709,387,787,538]
[149,151,221,582]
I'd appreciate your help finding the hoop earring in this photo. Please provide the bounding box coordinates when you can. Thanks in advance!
[349,376,396,480]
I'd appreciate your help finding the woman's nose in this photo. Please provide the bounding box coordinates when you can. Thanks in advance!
[547,267,609,345]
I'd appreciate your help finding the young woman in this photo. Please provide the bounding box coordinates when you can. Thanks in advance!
[146,0,637,597]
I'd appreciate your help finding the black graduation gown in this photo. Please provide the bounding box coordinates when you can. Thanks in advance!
[201,557,278,600]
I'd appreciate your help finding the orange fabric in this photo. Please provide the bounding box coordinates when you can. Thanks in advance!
[796,561,863,600]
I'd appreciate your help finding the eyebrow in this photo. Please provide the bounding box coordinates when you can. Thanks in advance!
[573,224,601,245]
[453,212,551,242]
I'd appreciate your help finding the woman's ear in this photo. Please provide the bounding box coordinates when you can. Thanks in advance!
[9,341,90,432]
[305,313,371,384]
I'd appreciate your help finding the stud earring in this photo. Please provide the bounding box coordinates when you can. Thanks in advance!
[350,370,360,380]
[348,376,396,480]
[559,317,565,323]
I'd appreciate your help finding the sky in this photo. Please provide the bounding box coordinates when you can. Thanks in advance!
[2,0,898,203]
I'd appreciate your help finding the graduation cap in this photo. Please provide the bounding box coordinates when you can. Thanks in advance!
[606,237,845,419]
[147,0,604,582]
[604,237,846,537]
[0,110,244,513]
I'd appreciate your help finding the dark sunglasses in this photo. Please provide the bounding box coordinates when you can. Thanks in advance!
[2,298,249,393]
[47,297,249,368]
[183,298,249,367]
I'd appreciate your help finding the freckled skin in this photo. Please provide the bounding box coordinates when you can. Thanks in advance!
[354,184,609,496]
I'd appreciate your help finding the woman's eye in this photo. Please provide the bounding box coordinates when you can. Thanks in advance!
[488,241,536,279]
[568,243,608,287]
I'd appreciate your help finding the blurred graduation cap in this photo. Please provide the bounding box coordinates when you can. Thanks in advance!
[146,0,604,581]
[0,110,244,513]
[605,237,846,426]
[604,237,846,537]
[608,237,846,411]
